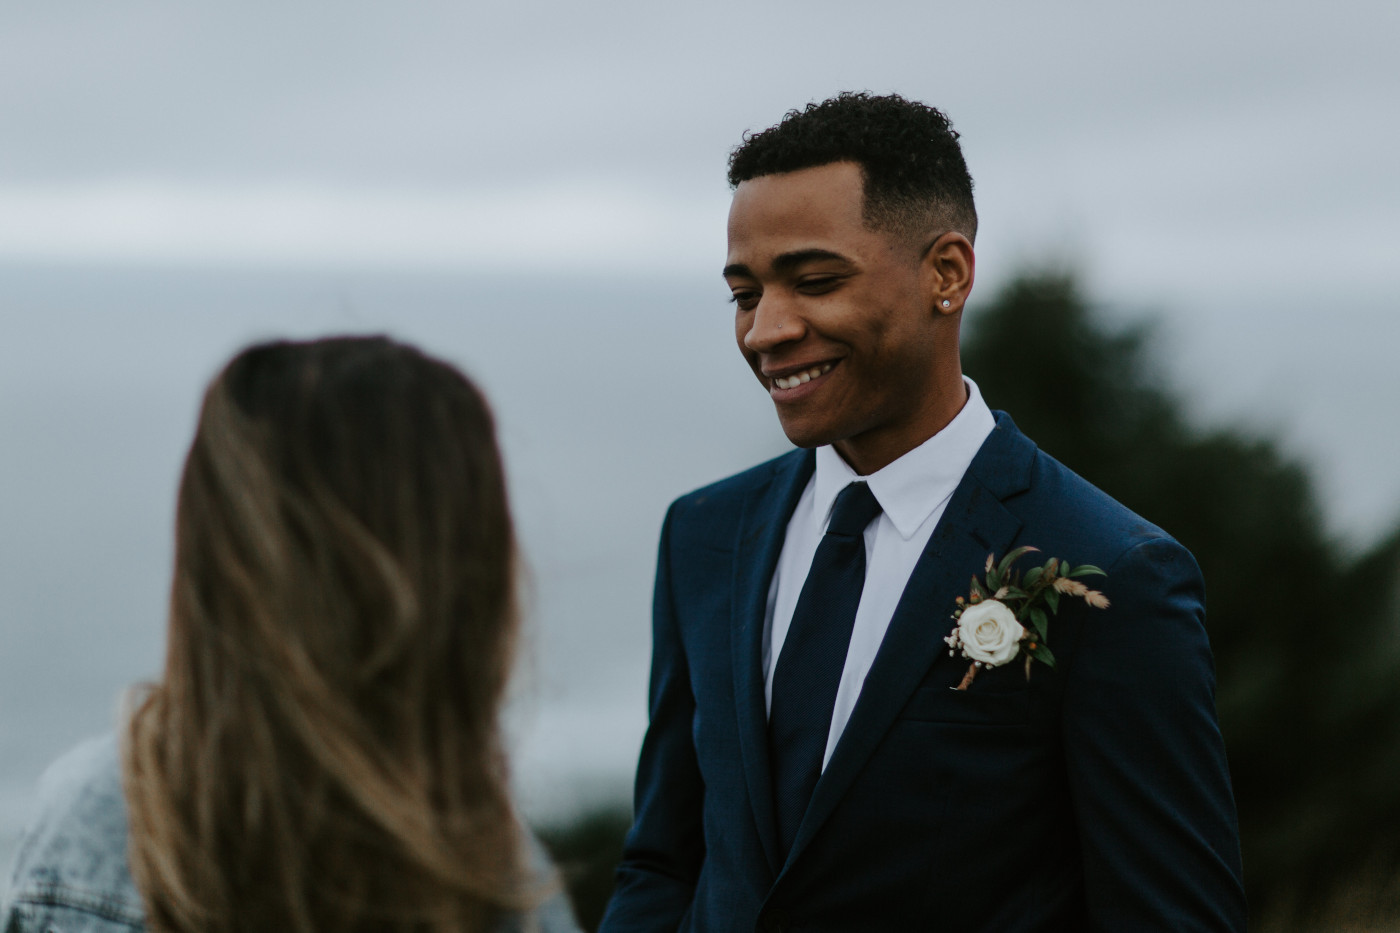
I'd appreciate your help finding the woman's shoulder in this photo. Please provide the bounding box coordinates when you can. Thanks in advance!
[2,733,146,931]
[490,830,582,933]
[3,737,581,933]
[529,832,584,933]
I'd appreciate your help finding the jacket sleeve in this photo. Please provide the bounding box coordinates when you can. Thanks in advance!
[1062,536,1248,931]
[598,503,706,932]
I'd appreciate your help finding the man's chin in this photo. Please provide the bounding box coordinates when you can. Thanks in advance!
[775,417,837,451]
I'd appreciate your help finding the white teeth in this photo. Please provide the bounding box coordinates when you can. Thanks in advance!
[773,363,833,390]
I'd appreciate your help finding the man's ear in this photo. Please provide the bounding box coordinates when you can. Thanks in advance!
[921,232,976,315]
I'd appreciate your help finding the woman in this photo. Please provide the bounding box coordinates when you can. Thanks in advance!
[2,337,580,933]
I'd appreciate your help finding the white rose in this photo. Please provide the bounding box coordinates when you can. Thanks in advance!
[955,599,1025,667]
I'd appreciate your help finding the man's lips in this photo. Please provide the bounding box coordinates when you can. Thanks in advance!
[765,361,835,391]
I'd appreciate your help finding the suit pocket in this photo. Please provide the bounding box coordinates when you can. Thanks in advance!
[899,684,1030,725]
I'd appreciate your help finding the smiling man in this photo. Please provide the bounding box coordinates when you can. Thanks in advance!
[600,93,1246,932]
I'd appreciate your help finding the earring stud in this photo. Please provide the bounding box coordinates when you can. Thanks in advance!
[942,300,952,308]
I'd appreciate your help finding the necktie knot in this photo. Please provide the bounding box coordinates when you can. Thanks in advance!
[826,482,882,538]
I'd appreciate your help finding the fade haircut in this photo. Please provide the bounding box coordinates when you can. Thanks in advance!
[727,91,978,245]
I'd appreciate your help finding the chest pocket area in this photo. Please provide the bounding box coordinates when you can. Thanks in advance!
[899,683,1030,725]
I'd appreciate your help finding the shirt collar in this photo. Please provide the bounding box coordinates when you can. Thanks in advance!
[812,377,996,540]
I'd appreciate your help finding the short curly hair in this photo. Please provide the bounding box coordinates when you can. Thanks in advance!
[727,91,977,244]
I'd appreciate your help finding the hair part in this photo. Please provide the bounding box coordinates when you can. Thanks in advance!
[123,336,543,933]
[727,91,978,246]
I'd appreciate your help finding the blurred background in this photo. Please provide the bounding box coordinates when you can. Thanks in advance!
[2,2,1398,929]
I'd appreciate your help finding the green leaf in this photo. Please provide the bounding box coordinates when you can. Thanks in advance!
[1044,588,1061,614]
[1023,566,1044,588]
[1028,607,1049,641]
[1068,563,1106,578]
[987,564,1002,591]
[1029,642,1056,667]
[1002,586,1027,601]
[970,576,987,599]
[997,545,1039,578]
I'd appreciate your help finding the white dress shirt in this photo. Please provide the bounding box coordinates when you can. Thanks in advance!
[762,377,996,769]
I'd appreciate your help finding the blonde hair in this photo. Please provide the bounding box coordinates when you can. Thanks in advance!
[123,337,539,932]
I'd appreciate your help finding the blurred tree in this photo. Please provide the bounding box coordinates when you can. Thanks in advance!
[963,270,1400,927]
[536,807,633,932]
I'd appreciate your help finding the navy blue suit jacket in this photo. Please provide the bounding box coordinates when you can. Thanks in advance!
[600,414,1246,932]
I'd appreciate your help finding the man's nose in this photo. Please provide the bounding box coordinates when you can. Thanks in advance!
[743,296,802,353]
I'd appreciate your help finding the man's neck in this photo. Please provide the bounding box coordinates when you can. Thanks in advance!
[832,379,971,476]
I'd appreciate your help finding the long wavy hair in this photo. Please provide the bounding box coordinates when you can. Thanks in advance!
[123,337,539,933]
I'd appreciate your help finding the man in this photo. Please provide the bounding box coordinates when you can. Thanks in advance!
[600,93,1246,932]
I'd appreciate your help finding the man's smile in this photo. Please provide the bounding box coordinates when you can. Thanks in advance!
[765,361,836,395]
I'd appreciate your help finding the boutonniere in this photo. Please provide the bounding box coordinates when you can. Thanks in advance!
[945,546,1109,690]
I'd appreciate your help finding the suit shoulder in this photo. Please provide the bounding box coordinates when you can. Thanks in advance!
[668,448,805,519]
[1013,445,1192,571]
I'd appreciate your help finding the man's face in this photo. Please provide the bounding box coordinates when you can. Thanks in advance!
[725,161,954,474]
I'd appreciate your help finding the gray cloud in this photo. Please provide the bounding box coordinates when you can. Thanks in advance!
[3,0,1395,189]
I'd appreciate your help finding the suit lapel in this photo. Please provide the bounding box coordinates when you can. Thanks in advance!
[731,448,815,876]
[781,415,1036,869]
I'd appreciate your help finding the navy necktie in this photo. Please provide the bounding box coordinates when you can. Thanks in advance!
[768,480,883,858]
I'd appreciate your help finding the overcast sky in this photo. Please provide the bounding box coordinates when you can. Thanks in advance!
[4,0,1398,530]
[1,0,1396,287]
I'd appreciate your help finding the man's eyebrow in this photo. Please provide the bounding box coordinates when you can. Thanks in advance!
[722,248,856,279]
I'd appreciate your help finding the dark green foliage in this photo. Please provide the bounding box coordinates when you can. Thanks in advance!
[535,807,633,932]
[963,270,1400,925]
